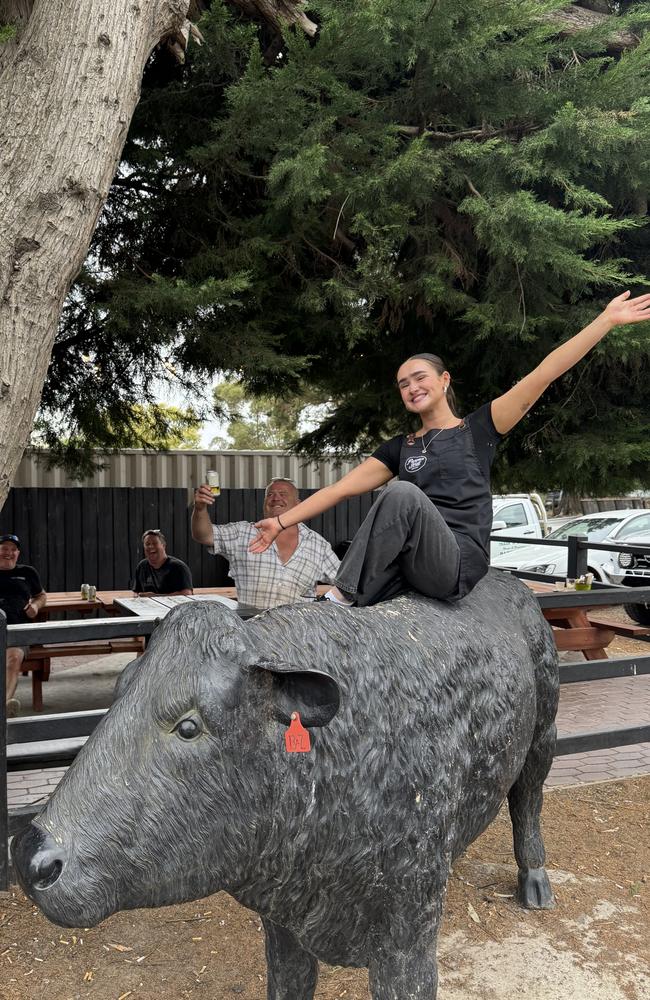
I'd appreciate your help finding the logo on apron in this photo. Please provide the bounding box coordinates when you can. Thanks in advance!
[404,455,427,473]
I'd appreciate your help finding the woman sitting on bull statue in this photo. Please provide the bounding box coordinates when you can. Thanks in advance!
[250,291,650,607]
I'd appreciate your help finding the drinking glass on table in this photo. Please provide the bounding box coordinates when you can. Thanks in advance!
[206,470,221,497]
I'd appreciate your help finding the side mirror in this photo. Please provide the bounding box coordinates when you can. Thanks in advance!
[492,520,508,531]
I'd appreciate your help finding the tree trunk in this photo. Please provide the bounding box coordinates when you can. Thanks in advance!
[0,0,311,509]
[0,0,193,505]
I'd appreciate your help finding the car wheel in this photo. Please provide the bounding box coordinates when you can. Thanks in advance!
[625,602,650,626]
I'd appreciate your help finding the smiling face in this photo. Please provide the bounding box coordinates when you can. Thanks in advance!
[0,541,20,571]
[263,480,299,519]
[396,358,450,417]
[143,532,167,568]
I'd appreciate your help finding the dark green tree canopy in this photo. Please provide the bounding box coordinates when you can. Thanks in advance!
[44,0,650,492]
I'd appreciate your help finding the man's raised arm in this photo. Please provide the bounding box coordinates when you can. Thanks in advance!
[191,483,217,546]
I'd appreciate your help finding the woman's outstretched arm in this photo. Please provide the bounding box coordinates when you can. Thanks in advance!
[249,457,393,553]
[491,290,650,435]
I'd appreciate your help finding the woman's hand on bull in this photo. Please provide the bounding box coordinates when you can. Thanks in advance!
[249,517,282,553]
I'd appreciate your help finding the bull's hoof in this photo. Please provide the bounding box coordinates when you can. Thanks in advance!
[517,868,555,909]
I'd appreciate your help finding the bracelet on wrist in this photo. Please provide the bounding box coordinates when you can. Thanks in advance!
[276,514,287,530]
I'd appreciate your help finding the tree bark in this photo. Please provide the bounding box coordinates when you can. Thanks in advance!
[0,0,310,509]
[0,1,33,75]
[0,0,194,505]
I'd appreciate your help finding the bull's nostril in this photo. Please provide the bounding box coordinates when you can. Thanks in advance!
[11,823,66,896]
[33,851,63,890]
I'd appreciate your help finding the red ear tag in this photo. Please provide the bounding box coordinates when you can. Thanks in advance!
[285,712,311,753]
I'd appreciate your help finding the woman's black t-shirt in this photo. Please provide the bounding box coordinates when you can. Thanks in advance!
[372,402,501,597]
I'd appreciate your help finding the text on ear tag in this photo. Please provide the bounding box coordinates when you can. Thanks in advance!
[285,712,311,753]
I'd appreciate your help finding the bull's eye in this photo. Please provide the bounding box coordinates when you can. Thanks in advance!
[174,715,203,741]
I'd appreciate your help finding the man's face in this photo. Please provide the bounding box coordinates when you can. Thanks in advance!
[143,533,167,567]
[263,482,299,519]
[0,542,20,570]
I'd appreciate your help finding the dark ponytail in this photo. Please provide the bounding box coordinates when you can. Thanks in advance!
[404,353,460,417]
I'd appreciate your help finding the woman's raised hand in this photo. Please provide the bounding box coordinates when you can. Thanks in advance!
[249,517,282,554]
[603,290,650,326]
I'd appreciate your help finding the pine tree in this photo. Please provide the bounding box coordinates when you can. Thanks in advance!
[48,0,650,493]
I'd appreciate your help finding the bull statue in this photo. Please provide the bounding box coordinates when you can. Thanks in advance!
[13,570,559,999]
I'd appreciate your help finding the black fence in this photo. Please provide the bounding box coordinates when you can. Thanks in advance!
[0,488,375,591]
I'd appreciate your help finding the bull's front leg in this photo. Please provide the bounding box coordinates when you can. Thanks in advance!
[262,917,318,1000]
[368,932,439,999]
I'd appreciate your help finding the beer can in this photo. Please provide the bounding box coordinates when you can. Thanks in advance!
[88,585,97,601]
[81,583,90,600]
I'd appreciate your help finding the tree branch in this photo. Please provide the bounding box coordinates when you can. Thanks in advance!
[396,122,540,143]
[545,4,639,53]
[227,0,317,37]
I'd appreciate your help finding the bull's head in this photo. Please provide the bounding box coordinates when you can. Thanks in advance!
[12,602,340,927]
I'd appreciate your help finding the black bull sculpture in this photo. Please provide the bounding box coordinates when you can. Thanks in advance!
[13,570,559,999]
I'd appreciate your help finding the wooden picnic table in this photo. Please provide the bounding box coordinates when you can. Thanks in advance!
[523,580,620,660]
[113,593,238,619]
[36,591,106,618]
[37,588,239,617]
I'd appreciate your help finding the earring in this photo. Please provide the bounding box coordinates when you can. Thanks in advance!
[443,385,448,394]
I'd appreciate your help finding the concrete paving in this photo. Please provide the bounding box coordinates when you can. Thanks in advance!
[6,651,650,809]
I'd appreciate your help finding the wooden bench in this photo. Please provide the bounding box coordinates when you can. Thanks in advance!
[21,637,145,712]
[586,615,650,639]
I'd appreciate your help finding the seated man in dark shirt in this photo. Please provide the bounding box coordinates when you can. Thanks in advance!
[132,530,193,596]
[0,533,47,717]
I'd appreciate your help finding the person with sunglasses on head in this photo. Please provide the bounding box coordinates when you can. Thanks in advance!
[192,477,340,612]
[0,533,47,717]
[250,291,650,608]
[132,530,193,597]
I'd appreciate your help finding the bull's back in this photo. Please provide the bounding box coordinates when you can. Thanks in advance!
[248,572,553,862]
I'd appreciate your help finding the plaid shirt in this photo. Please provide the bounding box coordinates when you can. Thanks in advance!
[209,521,340,609]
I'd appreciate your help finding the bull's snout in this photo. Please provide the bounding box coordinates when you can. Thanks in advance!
[12,823,64,894]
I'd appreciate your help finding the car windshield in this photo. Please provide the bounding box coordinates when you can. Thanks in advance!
[546,517,623,542]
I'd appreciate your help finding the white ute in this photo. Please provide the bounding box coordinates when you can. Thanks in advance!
[491,493,548,561]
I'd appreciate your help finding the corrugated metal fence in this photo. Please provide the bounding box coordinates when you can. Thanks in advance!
[13,450,361,490]
[0,488,375,591]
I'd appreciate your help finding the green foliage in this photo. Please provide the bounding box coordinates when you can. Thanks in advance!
[34,403,201,479]
[0,22,17,44]
[211,380,329,449]
[44,0,650,492]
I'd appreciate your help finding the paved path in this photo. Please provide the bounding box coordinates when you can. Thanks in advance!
[6,657,650,808]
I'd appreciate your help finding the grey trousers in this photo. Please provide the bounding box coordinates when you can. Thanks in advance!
[335,481,461,607]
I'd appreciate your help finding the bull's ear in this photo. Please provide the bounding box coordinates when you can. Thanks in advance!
[255,662,340,728]
[112,658,141,703]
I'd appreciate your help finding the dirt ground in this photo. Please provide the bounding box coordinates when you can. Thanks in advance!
[1,776,648,1000]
